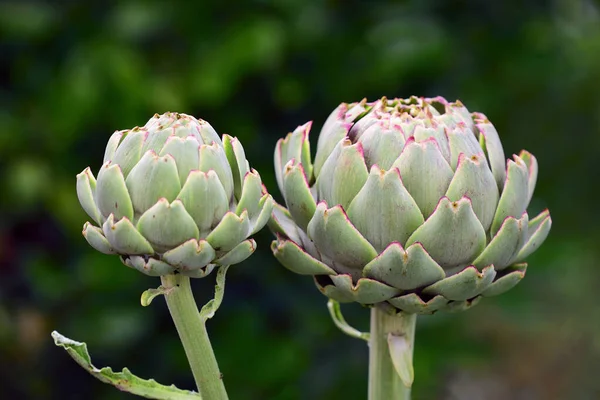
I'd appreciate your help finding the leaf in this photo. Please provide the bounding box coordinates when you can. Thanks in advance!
[199,265,229,322]
[51,331,201,399]
[387,333,414,388]
[140,285,173,307]
[326,299,370,341]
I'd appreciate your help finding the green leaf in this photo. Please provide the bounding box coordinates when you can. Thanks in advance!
[387,333,414,388]
[140,286,173,306]
[199,265,229,322]
[51,331,201,399]
[326,299,370,341]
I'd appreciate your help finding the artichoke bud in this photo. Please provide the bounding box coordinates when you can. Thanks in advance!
[76,112,274,277]
[270,97,551,314]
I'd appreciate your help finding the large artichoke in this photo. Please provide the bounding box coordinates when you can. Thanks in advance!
[77,112,273,277]
[270,97,551,314]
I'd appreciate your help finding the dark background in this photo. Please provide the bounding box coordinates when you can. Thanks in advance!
[1,1,599,399]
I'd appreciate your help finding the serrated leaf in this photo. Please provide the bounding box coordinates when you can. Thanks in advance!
[51,331,201,399]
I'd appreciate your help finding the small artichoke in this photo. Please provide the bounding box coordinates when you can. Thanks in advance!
[77,112,273,277]
[270,97,551,314]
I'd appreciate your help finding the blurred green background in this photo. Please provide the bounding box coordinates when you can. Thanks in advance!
[1,0,599,399]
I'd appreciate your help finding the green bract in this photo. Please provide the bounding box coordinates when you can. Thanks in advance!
[270,97,551,314]
[77,112,273,277]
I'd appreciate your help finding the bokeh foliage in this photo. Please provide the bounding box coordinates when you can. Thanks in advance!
[1,0,599,399]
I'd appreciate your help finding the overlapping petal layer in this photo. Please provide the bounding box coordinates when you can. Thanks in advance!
[77,112,273,277]
[271,96,551,314]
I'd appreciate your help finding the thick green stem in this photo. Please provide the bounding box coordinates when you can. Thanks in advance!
[368,306,416,400]
[161,274,228,400]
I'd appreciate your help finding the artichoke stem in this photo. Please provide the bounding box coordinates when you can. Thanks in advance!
[368,306,416,400]
[161,274,228,400]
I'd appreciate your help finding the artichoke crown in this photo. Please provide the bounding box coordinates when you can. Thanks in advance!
[77,112,273,277]
[271,97,551,314]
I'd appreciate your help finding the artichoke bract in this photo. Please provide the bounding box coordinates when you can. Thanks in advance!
[77,112,273,277]
[270,97,551,314]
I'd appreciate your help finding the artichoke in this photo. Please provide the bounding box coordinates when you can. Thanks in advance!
[270,97,551,314]
[77,112,273,277]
